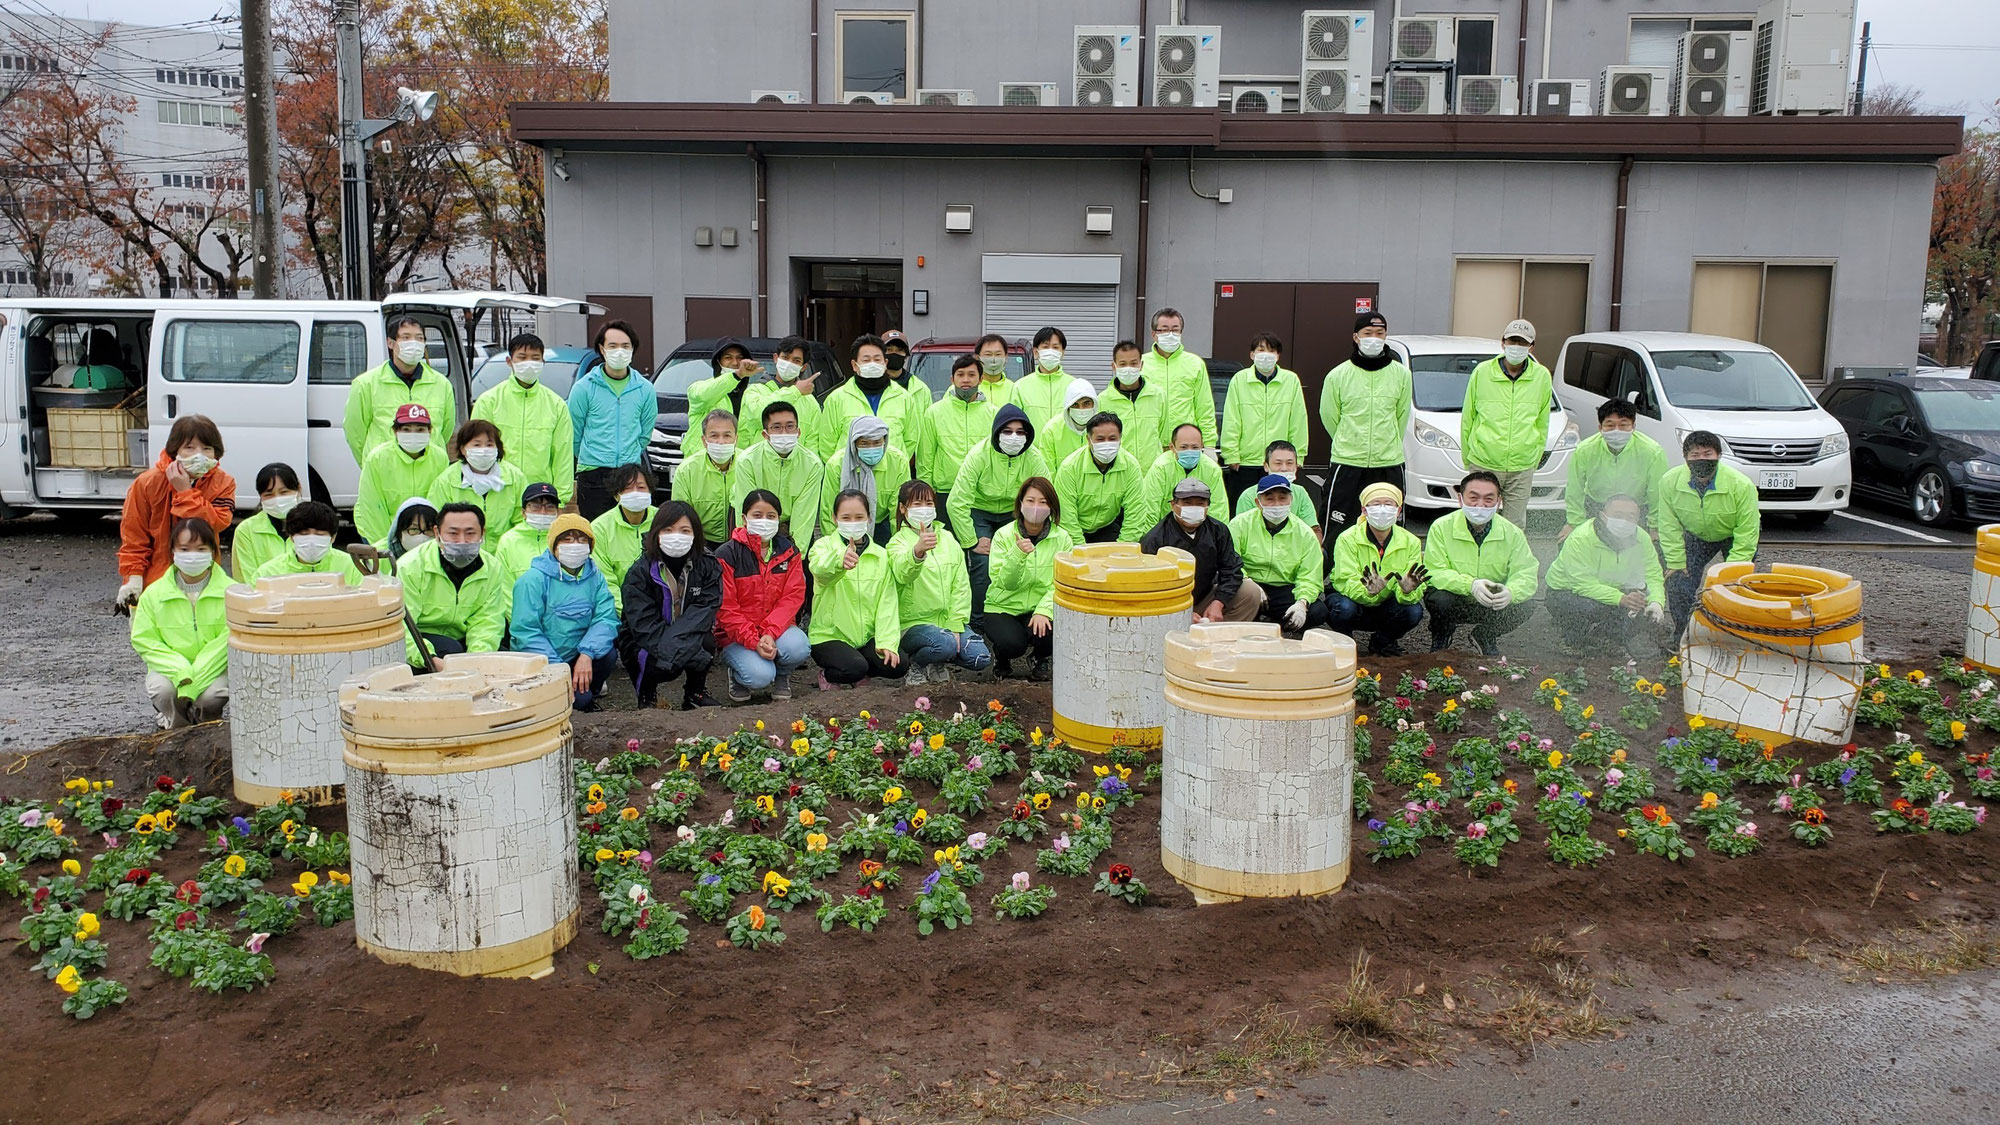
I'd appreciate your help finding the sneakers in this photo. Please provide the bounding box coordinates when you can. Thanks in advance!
[726,669,753,704]
[818,671,848,692]
[1028,657,1053,682]
[681,691,722,710]
[905,663,930,686]
[1368,637,1405,657]
[929,664,953,685]
[770,673,793,701]
[1429,632,1452,653]
[1477,636,1503,658]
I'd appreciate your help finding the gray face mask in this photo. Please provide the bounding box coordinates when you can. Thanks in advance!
[440,540,483,566]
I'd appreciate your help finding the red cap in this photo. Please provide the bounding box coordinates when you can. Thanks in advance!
[393,403,431,426]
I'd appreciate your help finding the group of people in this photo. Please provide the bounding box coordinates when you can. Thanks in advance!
[116,307,1762,728]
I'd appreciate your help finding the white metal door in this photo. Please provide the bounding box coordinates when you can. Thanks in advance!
[982,284,1121,390]
[148,310,309,510]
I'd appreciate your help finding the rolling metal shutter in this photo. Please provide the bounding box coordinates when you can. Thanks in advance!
[982,283,1121,391]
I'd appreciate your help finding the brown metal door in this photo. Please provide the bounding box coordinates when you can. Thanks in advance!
[1212,281,1379,466]
[586,294,655,372]
[685,297,754,343]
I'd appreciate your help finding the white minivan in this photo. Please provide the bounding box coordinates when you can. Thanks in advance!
[0,292,597,517]
[1552,332,1851,524]
[1391,335,1578,512]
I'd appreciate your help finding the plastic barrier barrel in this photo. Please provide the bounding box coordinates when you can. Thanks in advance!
[1682,561,1865,748]
[1967,525,2000,673]
[1051,543,1196,754]
[341,653,580,979]
[1160,623,1357,904]
[226,573,405,806]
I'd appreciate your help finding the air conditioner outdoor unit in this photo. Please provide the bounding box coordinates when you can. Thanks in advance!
[1673,31,1752,116]
[1384,70,1446,114]
[844,91,893,105]
[1228,86,1285,114]
[917,88,977,106]
[1456,74,1518,115]
[1152,24,1220,107]
[1751,0,1856,115]
[750,90,803,105]
[1073,25,1140,107]
[1300,10,1374,115]
[1598,66,1669,116]
[1392,17,1454,63]
[997,82,1062,107]
[1530,79,1592,116]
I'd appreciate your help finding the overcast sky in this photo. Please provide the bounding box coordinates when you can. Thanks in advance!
[17,0,2000,119]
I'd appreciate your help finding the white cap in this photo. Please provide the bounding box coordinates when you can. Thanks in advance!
[1502,318,1536,344]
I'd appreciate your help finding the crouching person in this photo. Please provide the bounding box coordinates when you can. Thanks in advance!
[131,518,230,728]
[511,514,620,710]
[619,502,723,710]
[399,502,510,669]
[1422,471,1539,657]
[1323,482,1427,656]
[1546,494,1666,656]
[1139,478,1261,623]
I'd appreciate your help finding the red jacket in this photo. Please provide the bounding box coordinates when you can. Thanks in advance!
[714,525,805,648]
[119,452,237,582]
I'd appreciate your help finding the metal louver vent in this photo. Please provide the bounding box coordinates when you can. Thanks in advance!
[1001,85,1042,106]
[1157,34,1198,74]
[1389,74,1433,113]
[1459,79,1499,115]
[1076,77,1115,106]
[1076,34,1117,75]
[922,92,954,106]
[1395,20,1437,60]
[1232,89,1271,113]
[1610,73,1653,113]
[1686,31,1732,74]
[1685,75,1728,114]
[1302,68,1350,112]
[1305,15,1350,61]
[756,94,788,104]
[1156,76,1196,106]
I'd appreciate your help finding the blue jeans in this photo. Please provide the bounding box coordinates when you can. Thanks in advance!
[1322,594,1424,647]
[719,626,812,690]
[900,624,994,671]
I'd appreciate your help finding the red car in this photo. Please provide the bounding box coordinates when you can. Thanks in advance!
[908,336,1027,400]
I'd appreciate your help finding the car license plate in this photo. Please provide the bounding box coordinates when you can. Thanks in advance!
[1761,470,1796,490]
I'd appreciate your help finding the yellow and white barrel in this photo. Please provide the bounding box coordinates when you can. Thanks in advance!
[225,573,405,806]
[1682,561,1865,748]
[1966,526,2000,672]
[341,653,580,979]
[1160,623,1357,904]
[1051,543,1195,754]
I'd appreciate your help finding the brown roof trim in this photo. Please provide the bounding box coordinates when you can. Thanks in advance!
[510,103,1963,161]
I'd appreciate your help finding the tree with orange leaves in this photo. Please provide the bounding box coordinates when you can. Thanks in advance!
[1929,115,1999,365]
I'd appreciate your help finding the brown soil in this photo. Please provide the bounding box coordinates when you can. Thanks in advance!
[3,657,1997,1125]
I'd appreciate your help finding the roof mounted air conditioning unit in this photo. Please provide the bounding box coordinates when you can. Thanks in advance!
[1228,86,1285,114]
[750,90,803,105]
[1530,79,1591,116]
[844,91,893,105]
[1674,30,1752,116]
[1392,16,1454,63]
[1300,10,1375,115]
[1073,25,1140,107]
[1456,75,1518,115]
[1751,0,1856,115]
[1598,66,1669,116]
[917,88,977,106]
[997,81,1062,107]
[1384,70,1446,114]
[1152,24,1220,107]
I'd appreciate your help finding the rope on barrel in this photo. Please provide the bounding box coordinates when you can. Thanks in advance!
[1690,577,1871,674]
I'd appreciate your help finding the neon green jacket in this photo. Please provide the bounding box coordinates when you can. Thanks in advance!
[1548,520,1665,607]
[1037,413,1089,470]
[1227,509,1323,603]
[342,360,453,463]
[734,440,824,547]
[1011,368,1077,438]
[1053,446,1148,541]
[253,545,365,585]
[130,569,230,698]
[986,520,1073,618]
[590,503,655,611]
[1318,359,1411,468]
[493,521,547,589]
[685,369,753,432]
[948,442,1050,534]
[1221,366,1310,467]
[1141,347,1218,448]
[1099,377,1174,455]
[818,379,927,466]
[806,533,901,648]
[1565,431,1669,528]
[1656,462,1761,569]
[1329,523,1427,605]
[355,441,447,544]
[426,459,526,550]
[670,451,739,545]
[1139,450,1226,530]
[820,447,911,536]
[471,376,575,505]
[921,393,998,487]
[887,522,973,633]
[1232,484,1318,528]
[975,375,1015,410]
[1461,356,1553,472]
[742,380,826,460]
[395,539,511,664]
[1421,509,1539,603]
[229,512,286,585]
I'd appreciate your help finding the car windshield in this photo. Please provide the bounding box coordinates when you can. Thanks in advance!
[1917,387,2000,432]
[653,357,721,398]
[910,351,1023,399]
[470,356,578,398]
[1652,349,1817,410]
[1409,354,1558,413]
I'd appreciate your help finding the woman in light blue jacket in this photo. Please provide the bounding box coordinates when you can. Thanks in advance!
[509,512,622,710]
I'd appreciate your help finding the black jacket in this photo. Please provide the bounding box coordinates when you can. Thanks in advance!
[1139,513,1243,607]
[618,553,722,670]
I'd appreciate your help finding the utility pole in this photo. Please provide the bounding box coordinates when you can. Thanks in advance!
[335,0,370,301]
[243,0,283,299]
[1851,20,1870,116]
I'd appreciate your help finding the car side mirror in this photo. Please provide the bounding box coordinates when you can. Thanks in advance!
[1893,415,1918,437]
[1622,390,1640,404]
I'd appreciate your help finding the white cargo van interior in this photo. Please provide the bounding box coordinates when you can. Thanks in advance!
[20,309,158,505]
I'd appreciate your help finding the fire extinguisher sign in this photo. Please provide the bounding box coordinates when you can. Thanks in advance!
[1355,296,1373,314]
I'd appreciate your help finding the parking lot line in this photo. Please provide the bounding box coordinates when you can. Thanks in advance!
[1831,509,1951,544]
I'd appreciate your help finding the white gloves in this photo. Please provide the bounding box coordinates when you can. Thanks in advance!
[1472,579,1511,610]
[1645,603,1667,625]
[1284,600,1309,630]
[117,575,143,607]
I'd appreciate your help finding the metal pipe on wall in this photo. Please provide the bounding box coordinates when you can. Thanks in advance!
[751,143,769,335]
[1516,0,1529,85]
[809,0,819,104]
[916,0,926,91]
[1542,0,1555,79]
[1610,156,1633,331]
[1135,147,1153,339]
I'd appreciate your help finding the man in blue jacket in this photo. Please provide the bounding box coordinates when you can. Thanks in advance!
[509,513,622,710]
[567,320,658,520]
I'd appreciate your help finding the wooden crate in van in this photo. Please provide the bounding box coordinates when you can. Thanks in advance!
[48,406,146,469]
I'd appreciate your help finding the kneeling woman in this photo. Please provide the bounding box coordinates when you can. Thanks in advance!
[715,490,811,702]
[807,488,906,688]
[510,514,621,711]
[887,479,991,684]
[985,476,1073,681]
[618,501,723,710]
[130,518,231,728]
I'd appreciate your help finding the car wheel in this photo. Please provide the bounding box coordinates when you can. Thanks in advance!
[1910,467,1952,527]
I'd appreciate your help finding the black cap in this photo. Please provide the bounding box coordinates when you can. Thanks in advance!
[522,482,560,506]
[1355,311,1388,333]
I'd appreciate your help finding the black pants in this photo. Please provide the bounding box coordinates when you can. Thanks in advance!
[1322,463,1406,536]
[622,644,714,705]
[1250,581,1328,631]
[1547,590,1644,648]
[984,611,1052,665]
[966,507,1009,633]
[811,640,907,685]
[575,467,621,521]
[1223,465,1266,510]
[1082,511,1125,544]
[411,632,465,671]
[1425,588,1534,644]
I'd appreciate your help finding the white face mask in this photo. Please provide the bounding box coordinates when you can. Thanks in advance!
[1114,366,1143,387]
[746,516,781,539]
[396,430,430,455]
[1252,351,1278,374]
[907,505,937,527]
[464,446,499,472]
[1176,504,1207,526]
[1090,440,1120,465]
[1601,517,1638,542]
[1462,502,1498,526]
[173,550,212,579]
[705,441,736,465]
[618,490,652,513]
[1271,469,1297,484]
[1155,332,1181,354]
[601,346,634,373]
[178,452,216,478]
[1504,344,1533,366]
[773,357,803,383]
[261,493,298,519]
[979,355,1007,375]
[1020,503,1050,527]
[855,361,887,380]
[1356,337,1386,359]
[658,531,695,558]
[1260,502,1291,525]
[395,339,427,365]
[524,511,557,531]
[1068,405,1096,428]
[997,432,1028,456]
[1364,504,1398,530]
[1037,349,1063,372]
[767,432,800,456]
[837,519,872,542]
[1602,429,1633,452]
[555,541,592,569]
[510,359,543,385]
[401,530,433,551]
[292,533,332,564]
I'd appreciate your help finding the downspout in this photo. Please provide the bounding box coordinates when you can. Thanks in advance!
[809,0,820,104]
[1136,0,1148,100]
[1516,0,1529,84]
[1135,147,1153,340]
[1541,0,1555,79]
[751,143,769,335]
[915,0,925,91]
[1610,156,1633,331]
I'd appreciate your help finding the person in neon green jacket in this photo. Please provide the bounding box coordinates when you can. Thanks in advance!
[1564,399,1669,533]
[672,408,741,545]
[230,462,300,584]
[949,404,1049,632]
[355,403,446,544]
[1038,379,1098,469]
[1222,331,1310,500]
[254,501,365,584]
[1227,475,1324,634]
[817,335,927,464]
[886,479,991,684]
[984,477,1073,681]
[398,504,512,669]
[131,518,230,729]
[590,464,657,611]
[1140,308,1218,449]
[425,419,525,551]
[495,482,561,588]
[734,398,824,548]
[1421,471,1540,656]
[1319,312,1412,534]
[1460,319,1553,521]
[740,336,825,457]
[972,333,1016,409]
[1138,423,1226,530]
[1658,430,1762,638]
[1322,481,1428,655]
[921,354,998,500]
[1099,340,1173,455]
[1053,413,1149,543]
[1547,494,1666,656]
[342,316,454,463]
[808,488,906,687]
[683,337,761,432]
[470,332,575,506]
[1229,440,1320,531]
[1014,327,1079,436]
[820,414,910,542]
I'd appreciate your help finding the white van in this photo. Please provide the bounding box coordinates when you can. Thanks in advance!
[0,292,597,516]
[1391,335,1578,512]
[1552,332,1851,524]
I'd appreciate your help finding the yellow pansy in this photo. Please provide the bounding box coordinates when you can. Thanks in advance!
[55,965,81,994]
[1547,751,1564,769]
[74,912,100,940]
[60,859,80,877]
[929,733,946,750]
[223,854,247,878]
[883,786,904,805]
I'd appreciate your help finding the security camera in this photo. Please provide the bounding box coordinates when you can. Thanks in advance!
[550,146,571,182]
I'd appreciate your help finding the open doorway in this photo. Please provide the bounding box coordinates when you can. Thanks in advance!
[795,259,902,349]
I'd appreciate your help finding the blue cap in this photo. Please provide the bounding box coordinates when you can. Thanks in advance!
[1256,473,1293,495]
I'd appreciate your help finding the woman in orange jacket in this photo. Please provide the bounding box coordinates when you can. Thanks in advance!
[118,415,237,605]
